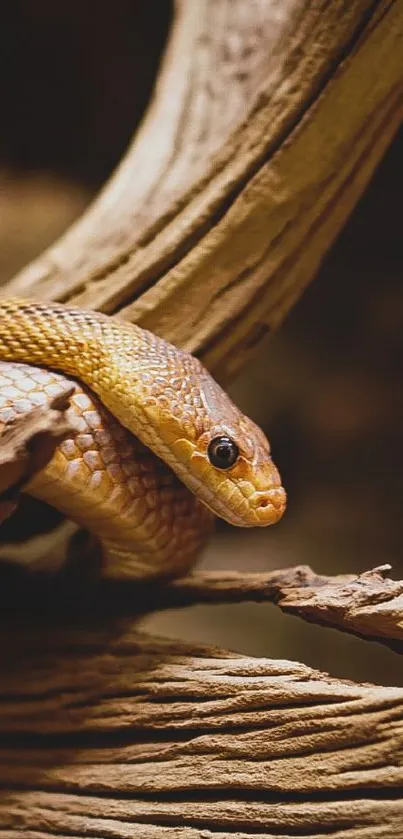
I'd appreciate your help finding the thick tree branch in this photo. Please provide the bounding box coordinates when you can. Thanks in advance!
[5,0,403,382]
[0,563,400,654]
[145,564,403,651]
[0,627,402,837]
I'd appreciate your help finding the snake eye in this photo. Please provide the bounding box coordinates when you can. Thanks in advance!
[208,436,239,470]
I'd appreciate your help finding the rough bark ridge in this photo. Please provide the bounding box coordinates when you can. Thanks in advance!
[0,628,402,838]
[135,564,403,651]
[1,1,403,837]
[7,0,403,381]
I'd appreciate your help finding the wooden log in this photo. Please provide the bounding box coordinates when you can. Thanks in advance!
[5,0,403,382]
[0,627,402,837]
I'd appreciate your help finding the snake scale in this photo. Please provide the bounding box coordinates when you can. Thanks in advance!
[0,297,286,579]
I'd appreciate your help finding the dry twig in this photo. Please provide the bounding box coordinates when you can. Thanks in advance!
[142,564,403,652]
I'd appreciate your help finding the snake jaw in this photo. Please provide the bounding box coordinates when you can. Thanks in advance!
[159,429,287,527]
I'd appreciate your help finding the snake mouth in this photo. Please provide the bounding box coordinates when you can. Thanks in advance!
[249,487,287,525]
[201,485,287,527]
[150,428,287,528]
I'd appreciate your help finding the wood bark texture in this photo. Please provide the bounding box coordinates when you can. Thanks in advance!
[0,389,76,525]
[0,628,402,838]
[1,561,402,649]
[135,564,403,652]
[5,0,403,382]
[1,1,403,836]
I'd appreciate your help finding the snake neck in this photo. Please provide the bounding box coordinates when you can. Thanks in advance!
[0,358,212,580]
[0,298,184,448]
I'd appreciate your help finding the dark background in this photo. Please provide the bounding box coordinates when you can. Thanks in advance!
[0,1,402,684]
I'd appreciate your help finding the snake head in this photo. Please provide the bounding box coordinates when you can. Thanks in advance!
[189,415,286,527]
[142,359,287,528]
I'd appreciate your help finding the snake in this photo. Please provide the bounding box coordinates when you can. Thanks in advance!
[0,297,286,579]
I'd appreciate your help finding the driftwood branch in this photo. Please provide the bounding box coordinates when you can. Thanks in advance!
[144,564,403,652]
[0,627,402,837]
[2,562,401,653]
[6,0,403,382]
[0,389,77,525]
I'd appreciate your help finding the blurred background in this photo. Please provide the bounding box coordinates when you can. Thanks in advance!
[0,1,402,684]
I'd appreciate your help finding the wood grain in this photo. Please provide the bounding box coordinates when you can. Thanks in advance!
[0,628,402,837]
[142,564,403,651]
[6,0,403,382]
[0,388,77,525]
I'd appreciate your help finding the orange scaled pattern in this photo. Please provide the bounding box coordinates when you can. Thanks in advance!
[0,298,286,578]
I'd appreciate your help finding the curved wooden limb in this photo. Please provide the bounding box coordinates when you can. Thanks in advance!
[6,0,403,382]
[2,561,401,650]
[140,564,403,652]
[0,627,402,837]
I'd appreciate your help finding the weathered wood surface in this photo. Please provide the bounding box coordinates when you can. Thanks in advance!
[0,628,402,838]
[0,555,401,836]
[6,0,403,382]
[1,561,402,648]
[138,564,403,651]
[0,389,76,526]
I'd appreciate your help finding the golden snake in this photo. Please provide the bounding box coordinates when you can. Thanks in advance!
[0,297,286,578]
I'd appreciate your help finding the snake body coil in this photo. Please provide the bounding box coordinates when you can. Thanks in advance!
[0,298,286,578]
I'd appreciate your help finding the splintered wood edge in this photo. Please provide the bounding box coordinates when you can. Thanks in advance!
[0,388,77,523]
[158,564,403,651]
[0,628,402,837]
[2,562,401,651]
[13,563,397,652]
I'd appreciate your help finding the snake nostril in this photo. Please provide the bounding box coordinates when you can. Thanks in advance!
[256,488,287,511]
